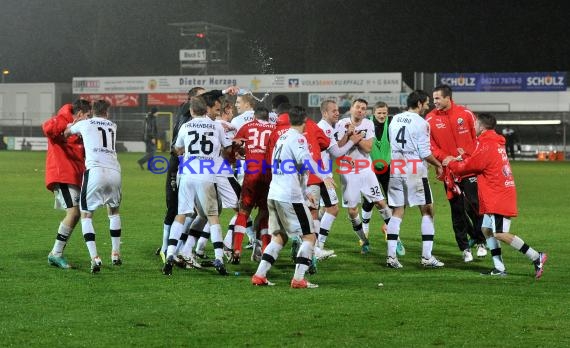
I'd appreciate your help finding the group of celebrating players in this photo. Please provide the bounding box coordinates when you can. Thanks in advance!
[42,83,547,285]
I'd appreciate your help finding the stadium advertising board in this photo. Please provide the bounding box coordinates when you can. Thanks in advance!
[437,72,567,92]
[308,93,407,108]
[147,93,188,106]
[73,73,402,94]
[79,94,139,107]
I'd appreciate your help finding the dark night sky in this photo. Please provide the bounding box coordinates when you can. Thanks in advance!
[1,0,569,84]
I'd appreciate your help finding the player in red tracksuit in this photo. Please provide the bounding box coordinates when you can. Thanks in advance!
[42,99,92,268]
[426,84,487,262]
[230,106,276,262]
[445,113,547,278]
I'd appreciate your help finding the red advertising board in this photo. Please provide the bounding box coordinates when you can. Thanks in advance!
[148,93,187,106]
[80,94,139,107]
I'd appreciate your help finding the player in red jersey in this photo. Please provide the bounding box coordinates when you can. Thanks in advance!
[445,113,547,278]
[42,99,91,269]
[230,106,276,263]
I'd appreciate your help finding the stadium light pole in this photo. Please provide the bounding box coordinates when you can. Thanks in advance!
[1,69,9,83]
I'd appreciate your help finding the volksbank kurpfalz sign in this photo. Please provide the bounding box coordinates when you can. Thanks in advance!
[438,72,567,92]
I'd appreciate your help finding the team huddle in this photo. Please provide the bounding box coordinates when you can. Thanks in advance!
[42,84,547,286]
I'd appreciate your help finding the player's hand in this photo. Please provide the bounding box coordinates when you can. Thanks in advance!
[435,165,444,178]
[442,156,456,166]
[323,177,336,190]
[224,86,240,96]
[347,123,355,134]
[221,122,235,132]
[349,132,363,144]
[306,193,318,209]
[457,147,465,155]
[233,137,245,145]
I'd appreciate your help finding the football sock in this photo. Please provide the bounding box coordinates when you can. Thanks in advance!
[109,214,121,254]
[509,235,539,261]
[312,219,320,238]
[223,229,233,250]
[378,206,392,224]
[210,224,224,261]
[350,216,367,242]
[361,206,372,235]
[179,234,197,259]
[245,217,255,243]
[227,214,237,232]
[486,236,506,272]
[161,224,170,253]
[224,214,237,248]
[195,229,210,256]
[233,212,248,252]
[166,220,184,258]
[175,216,194,253]
[255,241,282,277]
[293,240,313,281]
[421,215,434,259]
[386,216,402,258]
[318,212,335,248]
[81,218,98,259]
[52,222,73,256]
[261,234,271,252]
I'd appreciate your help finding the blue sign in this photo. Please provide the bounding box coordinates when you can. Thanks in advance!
[437,72,567,92]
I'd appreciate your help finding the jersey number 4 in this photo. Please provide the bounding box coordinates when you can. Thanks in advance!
[395,126,407,147]
[187,130,214,155]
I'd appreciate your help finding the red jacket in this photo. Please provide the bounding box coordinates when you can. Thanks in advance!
[448,130,517,217]
[42,104,85,191]
[425,101,477,161]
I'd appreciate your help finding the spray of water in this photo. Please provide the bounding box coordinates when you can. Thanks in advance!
[240,39,276,103]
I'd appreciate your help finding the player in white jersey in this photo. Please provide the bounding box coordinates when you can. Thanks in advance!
[162,92,233,276]
[385,90,444,269]
[231,93,278,132]
[335,99,392,254]
[251,106,334,288]
[312,100,362,258]
[65,100,122,273]
[231,94,256,132]
[189,97,244,262]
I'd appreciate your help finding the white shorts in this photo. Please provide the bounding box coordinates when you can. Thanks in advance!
[80,168,122,212]
[308,182,338,208]
[215,175,241,209]
[482,214,511,233]
[178,176,219,217]
[340,170,385,208]
[388,176,432,208]
[53,184,80,210]
[268,199,314,237]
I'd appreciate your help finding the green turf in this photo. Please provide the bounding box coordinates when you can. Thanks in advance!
[1,151,569,347]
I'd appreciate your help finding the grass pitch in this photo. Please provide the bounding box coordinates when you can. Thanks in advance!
[1,151,569,347]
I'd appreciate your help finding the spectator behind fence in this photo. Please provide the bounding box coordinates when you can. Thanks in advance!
[501,126,519,160]
[137,107,158,170]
